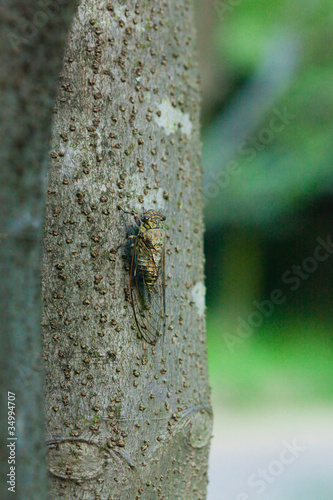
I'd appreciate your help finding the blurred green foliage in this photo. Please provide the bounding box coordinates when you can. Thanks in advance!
[201,0,333,405]
[207,313,333,407]
[203,0,333,229]
[216,0,333,70]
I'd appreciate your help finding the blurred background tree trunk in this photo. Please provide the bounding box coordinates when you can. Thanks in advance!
[0,2,77,498]
[42,1,212,499]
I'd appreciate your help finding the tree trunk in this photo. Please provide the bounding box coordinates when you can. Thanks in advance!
[0,2,77,498]
[42,1,212,498]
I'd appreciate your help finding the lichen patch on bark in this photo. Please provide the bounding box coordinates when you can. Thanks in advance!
[154,98,193,136]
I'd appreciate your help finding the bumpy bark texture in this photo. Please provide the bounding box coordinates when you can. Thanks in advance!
[42,1,212,498]
[0,2,77,498]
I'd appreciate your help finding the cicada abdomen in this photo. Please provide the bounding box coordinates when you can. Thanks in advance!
[130,210,166,345]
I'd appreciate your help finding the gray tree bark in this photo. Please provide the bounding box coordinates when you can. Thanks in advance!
[0,2,77,498]
[42,1,212,499]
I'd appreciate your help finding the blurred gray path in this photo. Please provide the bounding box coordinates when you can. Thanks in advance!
[208,406,333,500]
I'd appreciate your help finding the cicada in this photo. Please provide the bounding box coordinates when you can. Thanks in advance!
[119,209,166,345]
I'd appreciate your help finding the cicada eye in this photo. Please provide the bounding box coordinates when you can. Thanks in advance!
[161,214,166,221]
[142,215,148,222]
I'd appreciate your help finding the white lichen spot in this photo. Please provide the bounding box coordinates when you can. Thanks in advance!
[191,282,206,317]
[154,98,192,136]
[114,5,127,23]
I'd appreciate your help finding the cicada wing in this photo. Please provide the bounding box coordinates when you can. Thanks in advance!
[130,238,165,345]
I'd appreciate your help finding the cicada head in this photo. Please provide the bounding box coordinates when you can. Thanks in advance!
[141,210,166,230]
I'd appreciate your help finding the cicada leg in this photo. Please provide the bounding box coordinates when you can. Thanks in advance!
[111,235,136,254]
